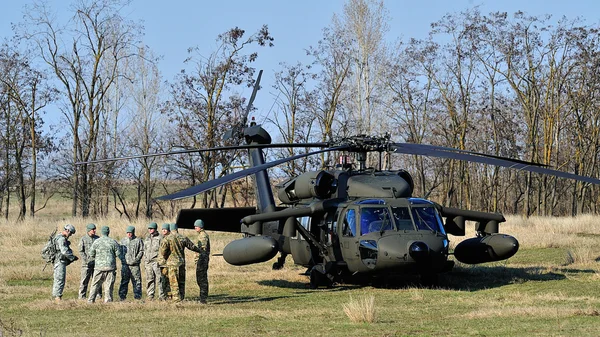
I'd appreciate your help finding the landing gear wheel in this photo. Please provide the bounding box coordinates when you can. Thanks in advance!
[272,262,283,270]
[309,267,321,289]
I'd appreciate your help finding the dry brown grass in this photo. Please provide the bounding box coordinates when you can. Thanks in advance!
[1,214,600,336]
[342,294,376,323]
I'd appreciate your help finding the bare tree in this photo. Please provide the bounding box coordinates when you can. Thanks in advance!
[269,62,315,176]
[164,25,274,208]
[20,0,141,217]
[306,26,352,167]
[335,0,390,137]
[0,41,55,220]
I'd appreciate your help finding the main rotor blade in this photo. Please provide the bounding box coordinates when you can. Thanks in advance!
[76,142,328,165]
[156,145,349,201]
[391,143,600,185]
[399,143,548,167]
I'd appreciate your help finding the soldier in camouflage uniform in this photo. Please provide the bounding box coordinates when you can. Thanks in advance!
[158,223,172,299]
[78,223,100,300]
[52,224,78,302]
[144,222,165,300]
[159,223,201,302]
[194,219,210,304]
[119,226,144,300]
[88,226,120,303]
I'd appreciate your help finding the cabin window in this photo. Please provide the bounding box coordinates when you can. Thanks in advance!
[342,209,356,237]
[293,216,311,240]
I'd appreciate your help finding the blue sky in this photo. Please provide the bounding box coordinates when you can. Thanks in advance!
[1,0,599,122]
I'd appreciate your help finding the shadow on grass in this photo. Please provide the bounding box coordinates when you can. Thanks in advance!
[208,293,294,305]
[257,279,363,293]
[235,264,586,294]
[438,264,568,291]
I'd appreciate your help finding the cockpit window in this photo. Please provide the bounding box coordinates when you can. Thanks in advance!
[342,209,357,237]
[356,199,386,205]
[360,207,392,235]
[391,206,414,230]
[411,206,445,233]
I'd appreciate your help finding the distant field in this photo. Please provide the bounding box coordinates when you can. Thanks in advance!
[0,215,599,336]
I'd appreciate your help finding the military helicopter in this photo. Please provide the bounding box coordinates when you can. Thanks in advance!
[82,72,600,288]
[157,120,600,288]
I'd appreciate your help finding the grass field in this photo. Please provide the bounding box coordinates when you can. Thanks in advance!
[1,214,599,336]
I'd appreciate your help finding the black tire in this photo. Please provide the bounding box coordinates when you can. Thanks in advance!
[309,267,321,289]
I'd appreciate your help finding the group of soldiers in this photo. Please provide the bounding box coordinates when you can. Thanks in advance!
[50,219,210,304]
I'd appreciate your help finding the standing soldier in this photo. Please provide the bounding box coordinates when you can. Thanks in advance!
[194,219,210,304]
[52,224,78,302]
[144,222,165,301]
[159,223,201,302]
[119,226,144,301]
[78,223,99,300]
[159,223,171,299]
[88,226,120,303]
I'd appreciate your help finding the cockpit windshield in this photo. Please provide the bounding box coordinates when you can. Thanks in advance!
[411,206,446,234]
[360,207,392,235]
[391,206,414,230]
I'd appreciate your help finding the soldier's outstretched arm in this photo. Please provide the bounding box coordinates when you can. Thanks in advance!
[184,237,202,253]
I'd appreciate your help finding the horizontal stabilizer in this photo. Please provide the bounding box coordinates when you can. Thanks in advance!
[176,207,257,232]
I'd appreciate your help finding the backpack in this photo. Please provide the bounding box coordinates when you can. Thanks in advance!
[41,229,58,264]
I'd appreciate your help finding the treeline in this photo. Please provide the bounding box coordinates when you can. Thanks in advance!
[0,0,599,220]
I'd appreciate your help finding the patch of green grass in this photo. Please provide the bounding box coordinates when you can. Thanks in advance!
[508,247,568,265]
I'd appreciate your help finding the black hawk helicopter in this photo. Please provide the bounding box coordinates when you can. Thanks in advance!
[82,71,600,288]
[158,121,600,288]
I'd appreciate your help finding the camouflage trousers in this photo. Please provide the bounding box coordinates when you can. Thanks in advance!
[79,264,101,300]
[119,264,142,300]
[145,261,166,300]
[88,269,116,303]
[163,265,185,301]
[52,261,67,298]
[196,254,210,303]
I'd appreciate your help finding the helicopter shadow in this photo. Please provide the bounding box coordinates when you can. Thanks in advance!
[438,265,569,291]
[257,279,363,294]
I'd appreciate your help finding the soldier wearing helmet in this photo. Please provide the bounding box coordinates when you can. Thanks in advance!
[144,222,165,300]
[194,219,210,304]
[52,224,78,302]
[118,225,144,301]
[159,223,201,302]
[78,223,100,300]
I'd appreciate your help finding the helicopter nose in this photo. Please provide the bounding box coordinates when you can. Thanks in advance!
[409,241,430,262]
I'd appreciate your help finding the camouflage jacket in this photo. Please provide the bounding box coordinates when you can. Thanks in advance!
[144,233,162,264]
[78,233,99,264]
[120,236,144,266]
[89,236,120,271]
[194,230,211,264]
[53,234,75,265]
[158,232,200,267]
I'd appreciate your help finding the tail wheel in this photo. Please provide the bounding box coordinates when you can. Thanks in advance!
[309,264,333,289]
